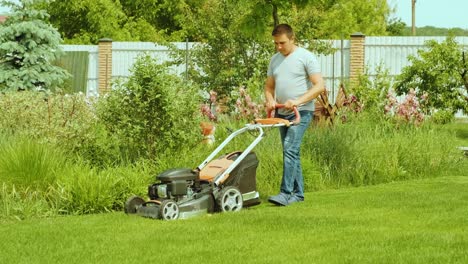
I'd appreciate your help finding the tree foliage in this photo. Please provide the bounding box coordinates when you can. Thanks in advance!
[119,0,203,41]
[0,0,69,91]
[400,26,468,37]
[290,0,390,39]
[44,0,162,44]
[237,0,390,40]
[395,36,468,114]
[40,0,393,44]
[44,0,206,44]
[178,0,272,97]
[386,18,407,36]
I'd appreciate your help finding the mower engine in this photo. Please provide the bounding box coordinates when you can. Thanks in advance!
[148,168,199,202]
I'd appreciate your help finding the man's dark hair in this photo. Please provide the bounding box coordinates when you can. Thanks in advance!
[272,24,294,39]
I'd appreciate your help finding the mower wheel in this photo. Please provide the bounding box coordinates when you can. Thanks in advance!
[217,186,243,212]
[124,196,145,214]
[159,200,180,220]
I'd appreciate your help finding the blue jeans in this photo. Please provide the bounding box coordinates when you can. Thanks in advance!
[277,110,313,199]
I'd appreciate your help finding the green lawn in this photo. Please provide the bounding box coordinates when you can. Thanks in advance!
[1,176,467,264]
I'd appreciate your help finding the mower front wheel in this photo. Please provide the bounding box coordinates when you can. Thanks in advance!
[159,200,180,220]
[124,196,145,214]
[217,186,243,212]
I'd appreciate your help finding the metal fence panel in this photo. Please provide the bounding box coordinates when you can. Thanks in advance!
[364,36,468,78]
[61,45,98,96]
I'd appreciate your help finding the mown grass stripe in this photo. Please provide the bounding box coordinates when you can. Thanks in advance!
[1,176,466,264]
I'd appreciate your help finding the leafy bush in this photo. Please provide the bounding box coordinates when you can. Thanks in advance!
[352,64,392,114]
[395,35,468,114]
[430,109,455,125]
[96,54,202,162]
[0,153,154,220]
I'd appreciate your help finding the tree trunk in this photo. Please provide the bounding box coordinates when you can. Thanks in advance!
[463,52,468,94]
[272,4,279,26]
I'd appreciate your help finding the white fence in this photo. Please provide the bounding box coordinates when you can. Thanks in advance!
[61,36,468,103]
[365,36,468,78]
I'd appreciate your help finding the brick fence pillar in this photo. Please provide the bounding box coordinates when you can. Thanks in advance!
[349,32,365,88]
[98,38,112,94]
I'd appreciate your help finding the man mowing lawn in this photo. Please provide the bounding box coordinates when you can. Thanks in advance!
[264,24,325,206]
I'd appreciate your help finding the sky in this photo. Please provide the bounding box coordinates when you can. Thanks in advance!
[388,0,467,29]
[0,0,467,29]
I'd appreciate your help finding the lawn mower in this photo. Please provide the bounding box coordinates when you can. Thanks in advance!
[124,105,300,220]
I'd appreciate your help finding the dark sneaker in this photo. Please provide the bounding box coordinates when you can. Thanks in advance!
[287,195,304,205]
[268,193,290,206]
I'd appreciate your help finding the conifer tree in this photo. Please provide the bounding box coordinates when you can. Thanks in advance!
[0,0,69,91]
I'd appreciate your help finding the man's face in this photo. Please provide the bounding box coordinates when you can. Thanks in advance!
[273,34,294,56]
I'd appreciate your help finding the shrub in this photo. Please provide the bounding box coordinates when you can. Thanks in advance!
[395,35,468,114]
[96,54,202,162]
[430,109,455,125]
[352,64,392,114]
[0,183,55,220]
[341,64,391,123]
[0,155,155,220]
[0,91,98,155]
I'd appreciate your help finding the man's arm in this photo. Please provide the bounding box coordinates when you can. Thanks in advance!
[284,72,325,109]
[264,76,276,112]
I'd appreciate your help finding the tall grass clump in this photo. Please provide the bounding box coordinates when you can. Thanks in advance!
[47,162,153,215]
[0,153,155,221]
[0,183,55,220]
[0,135,65,189]
[304,113,465,188]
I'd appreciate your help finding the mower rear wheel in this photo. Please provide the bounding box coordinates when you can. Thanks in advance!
[159,200,180,220]
[217,186,243,212]
[124,196,145,214]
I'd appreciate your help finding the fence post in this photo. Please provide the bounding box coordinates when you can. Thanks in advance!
[349,32,365,89]
[98,38,113,94]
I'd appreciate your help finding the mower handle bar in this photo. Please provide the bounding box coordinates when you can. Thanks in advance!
[267,104,301,125]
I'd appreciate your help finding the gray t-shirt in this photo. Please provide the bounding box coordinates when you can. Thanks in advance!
[267,47,321,115]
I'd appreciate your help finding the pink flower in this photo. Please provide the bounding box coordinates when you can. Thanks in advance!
[239,87,246,96]
[209,90,217,103]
